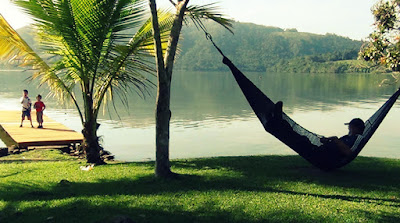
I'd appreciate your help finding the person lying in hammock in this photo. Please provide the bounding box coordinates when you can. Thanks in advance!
[320,118,365,156]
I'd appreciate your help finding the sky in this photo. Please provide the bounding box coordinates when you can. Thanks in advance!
[0,0,378,40]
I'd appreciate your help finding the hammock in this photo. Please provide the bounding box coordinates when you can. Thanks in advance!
[221,56,400,170]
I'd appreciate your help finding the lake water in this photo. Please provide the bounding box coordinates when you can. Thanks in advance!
[0,70,399,161]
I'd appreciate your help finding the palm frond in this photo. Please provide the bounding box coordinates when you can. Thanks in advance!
[186,3,233,34]
[13,0,175,123]
[0,14,46,68]
[92,10,175,113]
[0,11,84,121]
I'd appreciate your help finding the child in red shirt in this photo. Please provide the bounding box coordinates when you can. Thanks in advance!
[33,94,46,128]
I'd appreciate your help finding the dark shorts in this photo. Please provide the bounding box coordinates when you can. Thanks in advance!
[22,109,31,119]
[36,111,43,123]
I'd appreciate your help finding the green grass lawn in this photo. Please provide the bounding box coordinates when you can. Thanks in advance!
[1,149,400,223]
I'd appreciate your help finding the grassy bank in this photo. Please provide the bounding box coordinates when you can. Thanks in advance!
[1,150,400,223]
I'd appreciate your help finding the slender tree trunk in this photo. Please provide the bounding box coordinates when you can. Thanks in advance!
[81,96,103,165]
[164,1,189,76]
[150,0,172,177]
[155,79,173,177]
[82,119,103,164]
[149,0,189,178]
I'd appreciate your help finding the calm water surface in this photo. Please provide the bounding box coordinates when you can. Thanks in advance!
[0,70,399,161]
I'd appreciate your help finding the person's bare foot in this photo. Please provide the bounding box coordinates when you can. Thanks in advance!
[19,125,22,127]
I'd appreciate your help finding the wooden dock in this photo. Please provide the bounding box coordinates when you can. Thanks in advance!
[0,111,83,148]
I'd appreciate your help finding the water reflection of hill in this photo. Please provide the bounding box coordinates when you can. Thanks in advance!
[251,72,397,110]
[0,70,397,129]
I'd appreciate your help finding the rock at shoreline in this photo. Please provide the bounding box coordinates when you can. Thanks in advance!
[0,148,7,157]
[103,154,115,161]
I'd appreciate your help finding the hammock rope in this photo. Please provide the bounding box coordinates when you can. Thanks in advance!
[204,32,400,170]
[205,32,226,58]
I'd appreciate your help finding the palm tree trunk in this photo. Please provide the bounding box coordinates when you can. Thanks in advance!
[150,0,189,178]
[82,96,103,165]
[82,119,103,164]
[155,80,173,177]
[164,0,189,75]
[150,0,172,177]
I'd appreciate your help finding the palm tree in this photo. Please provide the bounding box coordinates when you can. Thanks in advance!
[1,0,172,164]
[0,13,46,70]
[149,0,232,177]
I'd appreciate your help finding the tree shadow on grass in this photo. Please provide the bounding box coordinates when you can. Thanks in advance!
[358,209,400,222]
[0,155,400,222]
[1,156,399,203]
[0,169,33,178]
[0,159,64,163]
[2,195,399,223]
[1,198,344,223]
[3,175,399,207]
[172,155,400,191]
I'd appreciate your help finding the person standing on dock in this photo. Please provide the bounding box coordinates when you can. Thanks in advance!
[20,89,33,128]
[33,94,46,128]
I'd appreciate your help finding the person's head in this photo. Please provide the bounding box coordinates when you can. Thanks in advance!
[23,89,28,97]
[36,94,42,101]
[345,118,365,136]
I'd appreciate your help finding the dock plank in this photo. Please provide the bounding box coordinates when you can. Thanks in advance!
[0,111,83,147]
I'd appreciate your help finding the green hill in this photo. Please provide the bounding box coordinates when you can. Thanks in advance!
[15,25,38,51]
[1,22,385,73]
[175,21,371,72]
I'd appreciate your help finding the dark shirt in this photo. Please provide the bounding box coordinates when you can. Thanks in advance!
[339,135,358,148]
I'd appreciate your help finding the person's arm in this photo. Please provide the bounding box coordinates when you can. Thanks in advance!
[320,136,352,156]
[42,103,46,111]
[331,137,352,156]
[320,136,335,144]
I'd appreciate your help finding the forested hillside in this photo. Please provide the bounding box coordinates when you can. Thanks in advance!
[176,21,380,73]
[1,21,385,73]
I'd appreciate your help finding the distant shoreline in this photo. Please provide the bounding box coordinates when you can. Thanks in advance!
[0,70,24,72]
